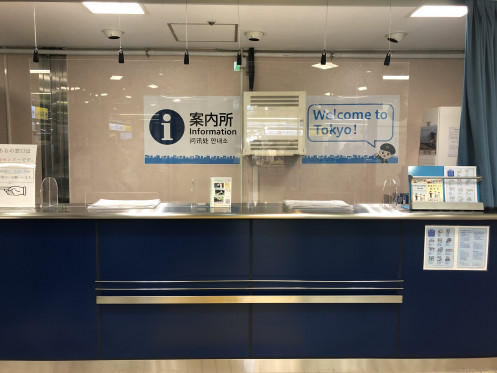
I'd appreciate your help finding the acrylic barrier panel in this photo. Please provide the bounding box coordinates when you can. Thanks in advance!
[26,55,465,205]
[242,58,409,205]
[63,56,242,205]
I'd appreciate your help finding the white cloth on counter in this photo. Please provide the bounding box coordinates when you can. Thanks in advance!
[88,199,161,210]
[283,200,354,212]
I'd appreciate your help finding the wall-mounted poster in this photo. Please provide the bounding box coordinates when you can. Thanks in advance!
[303,95,400,164]
[144,96,241,164]
[424,225,489,271]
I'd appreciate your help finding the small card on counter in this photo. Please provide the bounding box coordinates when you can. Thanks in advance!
[210,177,232,208]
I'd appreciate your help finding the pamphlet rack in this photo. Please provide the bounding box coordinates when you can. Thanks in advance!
[408,175,484,211]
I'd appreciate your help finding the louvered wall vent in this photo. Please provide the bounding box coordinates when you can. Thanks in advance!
[243,91,306,156]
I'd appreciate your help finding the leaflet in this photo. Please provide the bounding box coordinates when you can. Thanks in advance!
[424,225,489,270]
[210,177,232,208]
[444,166,477,203]
[411,178,443,202]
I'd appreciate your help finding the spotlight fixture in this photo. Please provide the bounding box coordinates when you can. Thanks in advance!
[184,0,190,65]
[320,0,329,66]
[384,51,391,66]
[33,3,39,63]
[236,0,242,67]
[384,0,392,67]
[118,47,124,63]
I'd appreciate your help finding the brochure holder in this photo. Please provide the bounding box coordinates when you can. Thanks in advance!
[409,166,484,211]
[40,177,58,207]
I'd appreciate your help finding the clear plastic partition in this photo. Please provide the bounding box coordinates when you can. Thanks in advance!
[54,56,241,205]
[241,58,409,206]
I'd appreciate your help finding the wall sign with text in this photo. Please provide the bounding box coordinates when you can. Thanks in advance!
[144,96,241,164]
[303,95,400,164]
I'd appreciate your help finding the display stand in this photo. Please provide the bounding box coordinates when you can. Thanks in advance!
[408,175,484,211]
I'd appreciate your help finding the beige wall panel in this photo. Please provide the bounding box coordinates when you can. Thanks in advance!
[404,58,464,168]
[6,55,32,144]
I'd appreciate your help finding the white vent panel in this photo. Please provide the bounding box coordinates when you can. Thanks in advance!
[243,91,306,156]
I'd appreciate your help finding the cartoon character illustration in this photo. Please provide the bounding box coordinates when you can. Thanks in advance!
[374,143,396,163]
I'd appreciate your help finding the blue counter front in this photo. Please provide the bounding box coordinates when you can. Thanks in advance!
[0,205,495,360]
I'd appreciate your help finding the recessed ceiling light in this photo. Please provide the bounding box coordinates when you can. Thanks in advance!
[410,6,468,18]
[383,75,410,80]
[148,84,159,89]
[358,86,368,91]
[101,93,108,96]
[30,69,50,74]
[82,2,146,15]
[311,62,339,70]
[110,75,123,80]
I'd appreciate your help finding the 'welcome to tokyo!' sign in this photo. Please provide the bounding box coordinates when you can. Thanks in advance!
[304,95,400,164]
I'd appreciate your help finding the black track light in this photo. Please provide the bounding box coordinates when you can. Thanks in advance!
[184,50,190,65]
[237,51,242,66]
[384,51,391,66]
[321,50,326,65]
[118,48,124,64]
[33,48,39,63]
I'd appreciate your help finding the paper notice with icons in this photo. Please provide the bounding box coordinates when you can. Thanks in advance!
[0,144,37,208]
[424,225,489,271]
[444,166,478,203]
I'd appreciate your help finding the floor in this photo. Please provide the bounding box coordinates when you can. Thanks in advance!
[0,359,496,373]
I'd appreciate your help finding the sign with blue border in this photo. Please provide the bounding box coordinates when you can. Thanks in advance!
[303,95,400,164]
[144,96,241,164]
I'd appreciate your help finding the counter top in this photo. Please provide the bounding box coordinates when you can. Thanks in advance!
[0,203,494,220]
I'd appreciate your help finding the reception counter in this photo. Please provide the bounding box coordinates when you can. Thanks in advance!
[0,203,496,361]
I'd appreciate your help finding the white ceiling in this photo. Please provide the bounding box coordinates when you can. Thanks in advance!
[0,0,467,55]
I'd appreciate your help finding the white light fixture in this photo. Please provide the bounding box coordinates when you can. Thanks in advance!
[101,93,108,96]
[358,86,368,91]
[148,84,159,88]
[410,6,468,18]
[383,75,409,80]
[82,2,146,14]
[30,69,50,74]
[312,62,338,70]
[110,75,123,80]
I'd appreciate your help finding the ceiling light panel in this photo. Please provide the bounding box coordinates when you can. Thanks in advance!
[410,6,468,18]
[82,2,146,15]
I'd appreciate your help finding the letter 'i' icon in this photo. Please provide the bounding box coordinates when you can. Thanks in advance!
[149,109,185,145]
[161,113,173,141]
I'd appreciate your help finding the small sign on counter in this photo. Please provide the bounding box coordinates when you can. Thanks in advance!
[424,225,489,270]
[210,177,232,208]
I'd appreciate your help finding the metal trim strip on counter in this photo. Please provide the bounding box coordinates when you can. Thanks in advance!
[96,295,403,304]
[0,203,493,220]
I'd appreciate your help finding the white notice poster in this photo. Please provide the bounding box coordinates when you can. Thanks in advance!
[424,225,489,271]
[0,144,37,208]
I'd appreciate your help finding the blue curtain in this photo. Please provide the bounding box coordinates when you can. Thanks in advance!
[458,0,497,207]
